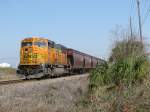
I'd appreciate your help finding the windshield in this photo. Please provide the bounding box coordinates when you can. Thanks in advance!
[34,42,47,47]
[21,42,32,47]
[21,41,47,47]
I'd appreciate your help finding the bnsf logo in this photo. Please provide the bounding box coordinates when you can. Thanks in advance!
[23,54,37,59]
[23,54,46,59]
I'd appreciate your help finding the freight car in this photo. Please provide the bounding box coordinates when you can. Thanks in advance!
[17,37,105,79]
[67,49,102,73]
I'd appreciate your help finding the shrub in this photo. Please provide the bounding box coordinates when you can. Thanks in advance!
[89,63,110,90]
[111,55,150,86]
[89,37,150,90]
[109,38,144,63]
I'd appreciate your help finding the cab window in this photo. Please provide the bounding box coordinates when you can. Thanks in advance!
[48,40,54,48]
[34,42,47,47]
[21,42,32,47]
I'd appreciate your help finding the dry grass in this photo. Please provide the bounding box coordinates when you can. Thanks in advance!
[0,68,18,81]
[74,74,150,112]
[0,67,16,74]
[74,35,150,112]
[0,74,89,112]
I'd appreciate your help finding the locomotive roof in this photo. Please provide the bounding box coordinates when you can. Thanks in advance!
[22,37,48,42]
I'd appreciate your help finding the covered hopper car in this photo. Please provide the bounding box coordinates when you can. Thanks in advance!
[17,37,105,79]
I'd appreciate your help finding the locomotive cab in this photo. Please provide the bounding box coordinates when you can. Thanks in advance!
[20,37,48,65]
[17,37,49,78]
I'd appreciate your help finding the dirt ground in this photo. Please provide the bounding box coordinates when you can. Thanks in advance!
[0,74,89,112]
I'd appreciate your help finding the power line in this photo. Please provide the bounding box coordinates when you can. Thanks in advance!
[129,0,150,37]
[141,0,148,16]
[142,3,150,26]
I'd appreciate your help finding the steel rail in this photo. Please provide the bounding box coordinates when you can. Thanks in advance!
[0,79,26,86]
[0,73,88,86]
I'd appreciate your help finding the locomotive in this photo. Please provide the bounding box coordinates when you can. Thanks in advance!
[17,37,104,79]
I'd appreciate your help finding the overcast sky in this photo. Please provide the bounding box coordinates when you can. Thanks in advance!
[0,0,150,67]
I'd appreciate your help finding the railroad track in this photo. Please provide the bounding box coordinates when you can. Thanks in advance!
[0,79,25,86]
[0,73,88,86]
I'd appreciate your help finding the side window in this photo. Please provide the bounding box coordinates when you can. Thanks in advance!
[48,41,54,48]
[21,42,32,47]
[48,42,51,48]
[40,42,47,47]
[34,42,47,47]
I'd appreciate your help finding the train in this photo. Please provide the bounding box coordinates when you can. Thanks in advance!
[17,37,105,79]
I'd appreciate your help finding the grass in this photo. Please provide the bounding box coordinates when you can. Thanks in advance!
[0,67,16,74]
[74,37,150,112]
[75,75,150,112]
[0,67,18,80]
[89,38,150,89]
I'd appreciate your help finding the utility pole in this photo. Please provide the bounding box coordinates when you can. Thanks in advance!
[130,16,133,39]
[136,0,143,42]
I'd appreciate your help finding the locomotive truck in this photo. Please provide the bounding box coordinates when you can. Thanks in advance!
[17,37,105,79]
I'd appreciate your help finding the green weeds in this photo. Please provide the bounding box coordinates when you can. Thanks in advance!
[83,37,150,112]
[90,38,150,91]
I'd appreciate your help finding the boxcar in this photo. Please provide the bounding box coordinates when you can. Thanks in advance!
[84,55,92,68]
[67,49,84,69]
[91,57,98,68]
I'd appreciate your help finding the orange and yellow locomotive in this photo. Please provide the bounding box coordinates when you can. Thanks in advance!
[17,37,105,79]
[17,37,68,78]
